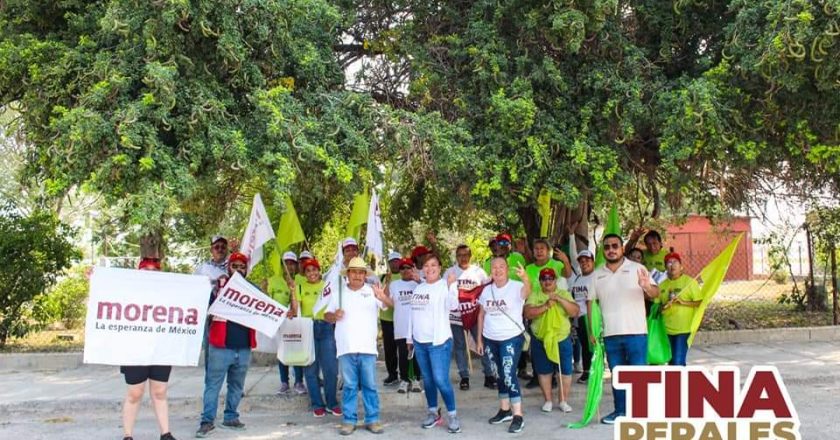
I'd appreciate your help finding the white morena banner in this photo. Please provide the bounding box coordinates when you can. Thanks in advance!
[209,272,288,337]
[84,267,211,366]
[241,193,276,272]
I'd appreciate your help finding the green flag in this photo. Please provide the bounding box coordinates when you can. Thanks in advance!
[569,301,605,429]
[538,189,552,238]
[594,206,621,267]
[688,233,743,346]
[276,196,306,252]
[346,191,369,240]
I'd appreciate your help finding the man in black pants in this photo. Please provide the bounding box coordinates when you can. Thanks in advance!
[569,250,595,383]
[380,252,402,386]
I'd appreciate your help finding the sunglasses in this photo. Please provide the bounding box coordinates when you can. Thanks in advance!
[497,240,511,246]
[539,276,556,282]
[212,244,227,251]
[230,263,247,270]
[604,243,622,250]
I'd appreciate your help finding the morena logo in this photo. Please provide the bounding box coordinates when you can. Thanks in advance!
[613,366,800,440]
[221,287,285,318]
[97,302,199,325]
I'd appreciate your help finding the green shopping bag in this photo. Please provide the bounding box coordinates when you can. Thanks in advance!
[647,303,671,365]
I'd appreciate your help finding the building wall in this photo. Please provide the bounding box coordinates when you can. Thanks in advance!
[663,216,753,281]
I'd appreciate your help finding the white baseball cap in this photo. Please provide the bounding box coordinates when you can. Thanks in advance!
[342,237,358,249]
[387,251,402,261]
[577,249,595,260]
[282,251,298,262]
[299,250,314,260]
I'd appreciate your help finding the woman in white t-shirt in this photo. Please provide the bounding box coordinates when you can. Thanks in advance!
[409,254,461,433]
[476,256,531,434]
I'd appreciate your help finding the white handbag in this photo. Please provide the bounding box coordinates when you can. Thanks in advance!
[277,317,315,366]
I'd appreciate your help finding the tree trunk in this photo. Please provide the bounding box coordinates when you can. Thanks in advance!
[139,229,164,259]
[831,245,838,326]
[517,200,589,252]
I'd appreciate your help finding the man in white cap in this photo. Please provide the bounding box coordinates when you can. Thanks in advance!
[195,235,229,293]
[326,257,393,435]
[268,251,305,395]
[380,251,403,386]
[296,250,315,285]
[568,249,595,383]
[341,237,360,266]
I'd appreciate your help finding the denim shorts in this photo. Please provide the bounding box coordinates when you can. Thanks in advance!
[531,335,573,376]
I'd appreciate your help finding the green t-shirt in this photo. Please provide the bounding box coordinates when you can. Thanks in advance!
[526,288,574,340]
[268,275,292,306]
[525,260,566,294]
[643,249,669,273]
[297,280,326,320]
[658,274,703,335]
[379,273,400,321]
[483,252,528,281]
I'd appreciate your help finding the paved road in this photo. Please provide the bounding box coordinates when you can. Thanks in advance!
[1,341,838,439]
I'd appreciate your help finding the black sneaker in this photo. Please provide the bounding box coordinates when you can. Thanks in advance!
[160,433,177,440]
[383,375,400,386]
[577,372,589,384]
[220,419,245,431]
[195,422,214,438]
[459,377,470,390]
[123,437,134,440]
[508,415,524,433]
[525,377,539,389]
[484,376,497,389]
[517,369,532,381]
[488,409,513,425]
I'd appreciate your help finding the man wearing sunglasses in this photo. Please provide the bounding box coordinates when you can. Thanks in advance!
[195,235,230,295]
[587,233,659,425]
[483,233,527,282]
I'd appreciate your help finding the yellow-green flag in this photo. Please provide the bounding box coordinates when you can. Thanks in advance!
[276,196,306,252]
[538,189,552,237]
[594,206,621,268]
[346,191,370,240]
[688,233,743,346]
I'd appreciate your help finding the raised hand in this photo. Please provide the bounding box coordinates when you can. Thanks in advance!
[372,282,387,300]
[447,271,457,286]
[514,263,527,280]
[637,267,652,291]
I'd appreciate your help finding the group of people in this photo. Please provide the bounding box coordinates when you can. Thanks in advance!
[118,229,706,439]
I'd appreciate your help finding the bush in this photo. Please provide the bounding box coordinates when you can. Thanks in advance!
[33,266,89,329]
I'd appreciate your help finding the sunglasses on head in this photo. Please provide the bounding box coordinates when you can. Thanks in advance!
[539,276,556,281]
[604,243,622,250]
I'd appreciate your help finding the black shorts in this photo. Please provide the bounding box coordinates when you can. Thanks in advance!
[120,365,172,385]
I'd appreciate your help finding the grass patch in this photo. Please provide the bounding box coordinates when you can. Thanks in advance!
[0,329,84,353]
[701,300,834,331]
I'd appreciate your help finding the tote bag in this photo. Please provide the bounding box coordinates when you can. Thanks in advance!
[647,303,672,365]
[277,317,315,366]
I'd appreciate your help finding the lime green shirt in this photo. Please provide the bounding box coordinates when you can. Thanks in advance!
[526,288,574,340]
[658,274,703,335]
[643,249,669,273]
[297,280,326,320]
[268,275,292,306]
[483,252,528,281]
[379,274,400,321]
[525,260,566,294]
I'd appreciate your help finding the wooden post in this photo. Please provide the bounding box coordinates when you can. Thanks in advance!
[831,245,838,326]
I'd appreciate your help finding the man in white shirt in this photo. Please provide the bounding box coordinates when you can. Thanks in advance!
[587,234,659,425]
[194,235,229,295]
[568,249,595,384]
[325,257,394,436]
[444,244,495,390]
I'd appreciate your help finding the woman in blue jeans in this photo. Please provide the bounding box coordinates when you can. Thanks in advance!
[409,254,462,433]
[476,257,532,434]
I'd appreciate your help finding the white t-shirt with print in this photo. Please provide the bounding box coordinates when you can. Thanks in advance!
[410,279,456,344]
[443,264,489,325]
[569,272,594,317]
[389,279,418,340]
[327,283,385,357]
[479,280,526,341]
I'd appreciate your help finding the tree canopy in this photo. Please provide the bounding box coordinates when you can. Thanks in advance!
[1,0,838,253]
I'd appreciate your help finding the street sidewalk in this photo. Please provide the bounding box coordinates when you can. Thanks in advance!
[1,340,839,439]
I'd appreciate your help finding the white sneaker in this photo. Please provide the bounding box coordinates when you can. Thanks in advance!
[558,401,573,413]
[410,379,423,393]
[398,380,409,394]
[541,401,553,412]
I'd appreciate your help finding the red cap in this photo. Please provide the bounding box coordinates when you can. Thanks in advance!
[495,233,513,243]
[138,258,161,271]
[664,252,681,264]
[539,267,557,279]
[399,258,415,269]
[301,258,320,271]
[411,246,431,259]
[228,252,249,266]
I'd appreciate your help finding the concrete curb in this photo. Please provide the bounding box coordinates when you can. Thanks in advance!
[3,326,838,371]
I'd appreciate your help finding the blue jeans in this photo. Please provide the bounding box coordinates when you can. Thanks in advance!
[668,333,690,366]
[414,338,457,412]
[604,334,648,414]
[339,353,380,424]
[484,334,525,404]
[451,324,494,378]
[305,321,339,410]
[279,362,303,385]
[201,345,251,424]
